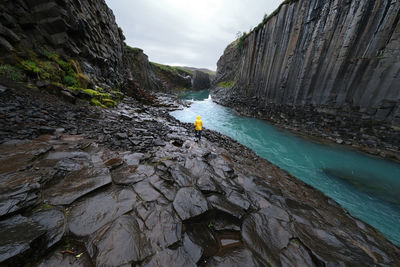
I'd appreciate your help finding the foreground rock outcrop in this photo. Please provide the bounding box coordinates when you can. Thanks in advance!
[212,0,400,160]
[1,80,399,266]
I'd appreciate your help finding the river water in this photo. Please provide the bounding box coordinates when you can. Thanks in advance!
[170,90,400,246]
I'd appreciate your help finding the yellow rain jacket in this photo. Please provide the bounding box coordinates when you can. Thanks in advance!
[194,115,203,131]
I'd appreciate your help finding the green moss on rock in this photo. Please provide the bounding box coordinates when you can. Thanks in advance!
[0,64,26,81]
[20,60,41,74]
[90,98,107,108]
[218,81,235,88]
[63,75,79,87]
[0,47,123,108]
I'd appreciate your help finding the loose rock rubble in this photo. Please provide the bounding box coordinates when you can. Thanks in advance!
[0,83,399,266]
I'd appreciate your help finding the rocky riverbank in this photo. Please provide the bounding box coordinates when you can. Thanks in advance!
[1,81,400,266]
[211,85,400,163]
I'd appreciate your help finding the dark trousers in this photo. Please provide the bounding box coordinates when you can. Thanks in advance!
[195,130,202,140]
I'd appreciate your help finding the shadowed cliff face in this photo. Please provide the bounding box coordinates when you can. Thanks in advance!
[0,0,195,103]
[0,0,125,86]
[123,47,164,92]
[214,0,400,125]
[192,70,211,90]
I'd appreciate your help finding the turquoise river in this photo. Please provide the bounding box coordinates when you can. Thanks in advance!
[170,90,400,246]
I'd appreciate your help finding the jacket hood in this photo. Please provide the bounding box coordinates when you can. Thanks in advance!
[197,115,201,119]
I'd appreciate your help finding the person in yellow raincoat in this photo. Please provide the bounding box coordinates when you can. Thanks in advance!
[194,115,203,141]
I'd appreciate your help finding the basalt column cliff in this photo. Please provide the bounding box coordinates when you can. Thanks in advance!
[213,0,400,151]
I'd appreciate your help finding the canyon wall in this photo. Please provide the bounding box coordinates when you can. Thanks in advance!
[192,70,211,90]
[0,0,189,99]
[0,0,125,87]
[213,0,400,125]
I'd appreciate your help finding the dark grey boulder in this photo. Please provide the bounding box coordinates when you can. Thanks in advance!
[173,187,208,220]
[68,187,136,236]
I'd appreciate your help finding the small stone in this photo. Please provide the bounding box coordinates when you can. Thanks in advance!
[39,127,56,134]
[116,132,128,139]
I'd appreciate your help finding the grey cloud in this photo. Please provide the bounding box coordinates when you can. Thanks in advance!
[105,0,282,70]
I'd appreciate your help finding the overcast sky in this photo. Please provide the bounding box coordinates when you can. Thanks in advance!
[105,0,283,70]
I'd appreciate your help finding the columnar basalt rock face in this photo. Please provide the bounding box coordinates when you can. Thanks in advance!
[123,47,165,91]
[0,0,125,86]
[192,70,211,90]
[213,42,240,85]
[213,0,400,125]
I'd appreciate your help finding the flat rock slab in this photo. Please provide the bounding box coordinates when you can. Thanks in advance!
[169,164,197,187]
[185,224,219,258]
[241,208,292,264]
[150,178,178,201]
[183,233,203,263]
[87,214,152,266]
[205,247,265,267]
[144,204,182,250]
[207,153,235,178]
[133,180,161,202]
[184,157,209,178]
[44,167,112,206]
[196,176,222,194]
[279,240,315,267]
[122,152,145,166]
[37,248,92,267]
[112,164,155,185]
[207,194,246,219]
[0,215,46,262]
[68,187,136,236]
[31,209,66,249]
[142,247,196,267]
[0,171,41,216]
[0,140,52,174]
[173,187,208,221]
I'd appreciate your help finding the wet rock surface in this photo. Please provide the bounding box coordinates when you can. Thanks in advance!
[0,83,399,266]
